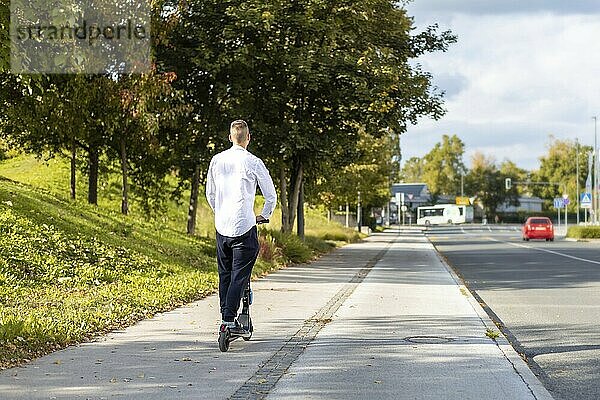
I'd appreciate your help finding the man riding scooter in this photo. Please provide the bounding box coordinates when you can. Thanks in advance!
[205,120,277,336]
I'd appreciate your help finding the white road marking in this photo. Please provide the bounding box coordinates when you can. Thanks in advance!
[488,237,600,266]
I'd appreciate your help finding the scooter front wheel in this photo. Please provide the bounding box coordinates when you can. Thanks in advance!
[218,327,230,352]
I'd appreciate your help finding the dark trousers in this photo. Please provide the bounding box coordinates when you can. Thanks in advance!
[216,226,260,321]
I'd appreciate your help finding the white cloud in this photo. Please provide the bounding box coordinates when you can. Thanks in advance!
[403,9,600,171]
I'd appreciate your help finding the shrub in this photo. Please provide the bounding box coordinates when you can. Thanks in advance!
[267,230,312,263]
[257,229,284,264]
[304,235,336,253]
[567,226,600,239]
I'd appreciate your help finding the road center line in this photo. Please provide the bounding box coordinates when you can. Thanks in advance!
[488,237,600,266]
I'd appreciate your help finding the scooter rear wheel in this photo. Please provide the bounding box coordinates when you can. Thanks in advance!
[218,329,230,352]
[242,318,253,341]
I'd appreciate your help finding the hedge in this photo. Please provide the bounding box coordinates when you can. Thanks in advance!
[567,226,600,239]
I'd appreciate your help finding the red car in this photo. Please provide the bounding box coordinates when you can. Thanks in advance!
[522,217,554,241]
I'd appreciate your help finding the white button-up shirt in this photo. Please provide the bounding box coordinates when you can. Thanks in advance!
[206,145,277,237]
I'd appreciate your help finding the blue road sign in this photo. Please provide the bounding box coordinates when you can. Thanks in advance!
[581,192,592,208]
[553,198,564,209]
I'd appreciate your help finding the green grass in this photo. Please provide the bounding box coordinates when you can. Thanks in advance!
[567,225,600,239]
[0,154,361,368]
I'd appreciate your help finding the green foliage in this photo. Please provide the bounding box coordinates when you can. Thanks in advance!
[265,230,313,263]
[161,0,455,231]
[0,177,220,367]
[466,152,519,217]
[485,328,500,340]
[532,137,591,211]
[500,160,528,195]
[567,226,600,239]
[400,157,425,183]
[313,130,399,209]
[415,135,466,199]
[0,0,8,73]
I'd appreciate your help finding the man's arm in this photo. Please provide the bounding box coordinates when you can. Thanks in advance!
[205,158,216,212]
[255,158,277,220]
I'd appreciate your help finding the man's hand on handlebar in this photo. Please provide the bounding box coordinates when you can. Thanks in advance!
[256,215,269,225]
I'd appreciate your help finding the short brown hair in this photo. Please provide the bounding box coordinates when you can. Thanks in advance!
[230,120,249,144]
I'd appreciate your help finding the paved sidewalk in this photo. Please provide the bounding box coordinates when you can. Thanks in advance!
[0,229,553,399]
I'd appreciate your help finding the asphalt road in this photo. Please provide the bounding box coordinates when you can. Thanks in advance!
[427,225,600,400]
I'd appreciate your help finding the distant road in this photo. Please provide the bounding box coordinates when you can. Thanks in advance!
[427,225,600,400]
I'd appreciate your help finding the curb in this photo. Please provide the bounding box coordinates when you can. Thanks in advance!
[428,239,555,400]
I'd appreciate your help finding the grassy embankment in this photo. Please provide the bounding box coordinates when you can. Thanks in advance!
[0,154,361,369]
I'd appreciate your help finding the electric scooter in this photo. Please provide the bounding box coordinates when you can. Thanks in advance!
[218,219,268,352]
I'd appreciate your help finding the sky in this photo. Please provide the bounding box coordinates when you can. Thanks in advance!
[402,0,600,170]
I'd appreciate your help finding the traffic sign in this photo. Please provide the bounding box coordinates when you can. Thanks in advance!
[563,198,570,206]
[401,205,408,212]
[456,196,470,206]
[407,193,414,200]
[553,198,564,209]
[581,192,592,208]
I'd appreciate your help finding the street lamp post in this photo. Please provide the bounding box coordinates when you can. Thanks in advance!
[576,138,580,225]
[595,117,598,224]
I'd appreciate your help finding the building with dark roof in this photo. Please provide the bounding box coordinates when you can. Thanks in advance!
[391,183,431,208]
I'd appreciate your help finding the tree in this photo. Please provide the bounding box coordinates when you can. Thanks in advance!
[421,134,466,200]
[312,129,401,219]
[156,0,454,236]
[466,152,519,217]
[110,71,186,215]
[400,157,425,183]
[155,0,242,234]
[0,0,8,73]
[532,137,591,211]
[227,0,455,234]
[2,1,183,213]
[499,160,528,196]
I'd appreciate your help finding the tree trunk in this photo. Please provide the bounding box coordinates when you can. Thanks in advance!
[280,165,289,233]
[88,146,99,205]
[297,180,304,239]
[120,136,129,215]
[283,159,303,234]
[187,163,201,235]
[70,141,76,200]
